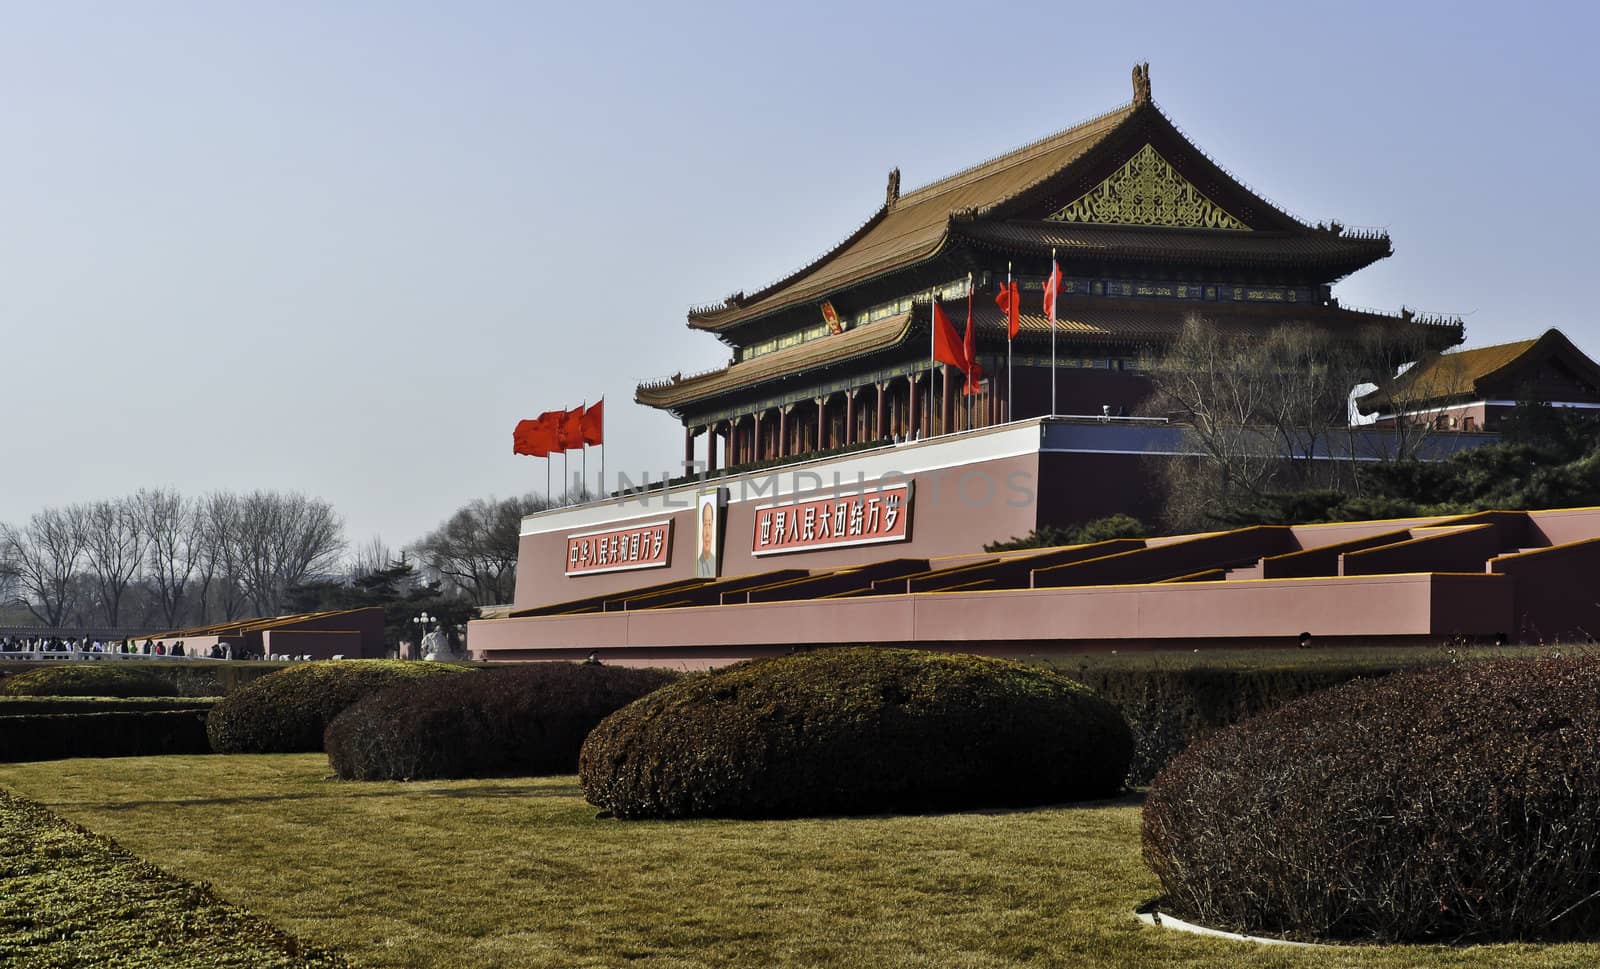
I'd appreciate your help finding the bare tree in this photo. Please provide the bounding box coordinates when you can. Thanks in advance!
[0,508,89,627]
[1345,326,1466,465]
[234,491,345,615]
[411,494,545,606]
[79,498,148,626]
[347,535,394,581]
[0,552,17,608]
[137,488,203,628]
[1144,316,1448,527]
[198,491,248,623]
[1142,317,1286,523]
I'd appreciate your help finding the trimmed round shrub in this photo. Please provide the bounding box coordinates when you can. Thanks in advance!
[324,662,679,781]
[579,647,1132,819]
[0,665,177,698]
[1144,657,1600,943]
[207,660,471,754]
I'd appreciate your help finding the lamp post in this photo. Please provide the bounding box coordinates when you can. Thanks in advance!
[410,612,436,661]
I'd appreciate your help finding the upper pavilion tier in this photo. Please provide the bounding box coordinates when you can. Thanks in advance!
[680,64,1397,345]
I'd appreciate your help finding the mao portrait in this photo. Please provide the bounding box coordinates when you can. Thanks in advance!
[695,491,720,578]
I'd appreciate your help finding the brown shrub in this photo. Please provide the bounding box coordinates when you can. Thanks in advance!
[1143,656,1600,942]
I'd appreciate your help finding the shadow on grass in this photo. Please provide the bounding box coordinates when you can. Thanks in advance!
[948,789,1146,816]
[594,789,1148,825]
[52,780,587,812]
[49,785,1143,821]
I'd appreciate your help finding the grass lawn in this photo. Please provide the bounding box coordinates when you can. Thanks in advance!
[3,756,1599,968]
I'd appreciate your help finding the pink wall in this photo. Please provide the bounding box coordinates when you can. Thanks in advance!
[1262,529,1412,579]
[1529,507,1600,548]
[513,451,1044,612]
[1033,526,1296,587]
[471,572,1515,662]
[1341,524,1506,576]
[1489,538,1600,642]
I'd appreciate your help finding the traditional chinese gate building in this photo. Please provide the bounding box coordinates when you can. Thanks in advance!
[638,63,1461,471]
[467,66,1538,662]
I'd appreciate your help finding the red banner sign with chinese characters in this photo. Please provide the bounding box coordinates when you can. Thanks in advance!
[751,484,913,556]
[566,520,673,576]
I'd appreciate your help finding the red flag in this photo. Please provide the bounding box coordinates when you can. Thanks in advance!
[932,299,966,370]
[995,280,1021,340]
[963,288,984,395]
[580,400,604,446]
[1042,262,1063,320]
[563,406,588,450]
[513,418,557,457]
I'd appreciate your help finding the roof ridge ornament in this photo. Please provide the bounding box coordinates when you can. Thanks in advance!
[885,167,901,209]
[1132,62,1151,105]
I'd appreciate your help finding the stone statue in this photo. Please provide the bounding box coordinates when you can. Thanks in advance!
[885,167,901,209]
[421,628,454,662]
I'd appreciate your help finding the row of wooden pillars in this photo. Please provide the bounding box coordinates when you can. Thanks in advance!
[682,358,1012,473]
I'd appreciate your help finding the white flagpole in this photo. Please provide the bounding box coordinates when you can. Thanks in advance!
[598,396,606,498]
[966,272,974,432]
[1006,261,1013,424]
[1049,247,1058,417]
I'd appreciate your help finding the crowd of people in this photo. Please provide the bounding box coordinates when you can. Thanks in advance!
[0,636,240,659]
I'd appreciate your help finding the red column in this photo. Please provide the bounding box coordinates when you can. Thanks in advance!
[779,406,789,460]
[684,424,694,468]
[753,412,764,461]
[816,397,826,452]
[707,427,718,473]
[723,422,734,469]
[915,377,928,441]
[941,365,953,435]
[989,357,1001,426]
[985,358,994,427]
[844,391,856,447]
[876,383,888,440]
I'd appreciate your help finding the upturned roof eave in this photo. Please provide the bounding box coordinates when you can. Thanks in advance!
[686,229,954,334]
[683,100,1148,333]
[637,313,919,413]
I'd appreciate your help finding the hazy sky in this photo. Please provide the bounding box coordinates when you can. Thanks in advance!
[5,1,1597,552]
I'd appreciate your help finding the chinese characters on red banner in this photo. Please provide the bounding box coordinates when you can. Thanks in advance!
[752,484,912,555]
[566,520,673,576]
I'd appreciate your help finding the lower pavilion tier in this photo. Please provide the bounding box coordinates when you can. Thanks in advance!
[639,291,1461,472]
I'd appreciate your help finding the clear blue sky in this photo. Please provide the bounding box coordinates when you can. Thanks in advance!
[4,0,1596,550]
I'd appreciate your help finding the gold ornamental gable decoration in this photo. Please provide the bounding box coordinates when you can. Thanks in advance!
[1048,143,1249,230]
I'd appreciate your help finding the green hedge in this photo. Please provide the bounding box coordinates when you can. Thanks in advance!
[580,647,1132,819]
[0,664,178,698]
[1144,657,1600,942]
[0,786,348,967]
[0,696,217,716]
[0,660,295,698]
[1067,660,1427,784]
[325,663,679,781]
[0,710,212,762]
[208,661,472,754]
[125,661,290,697]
